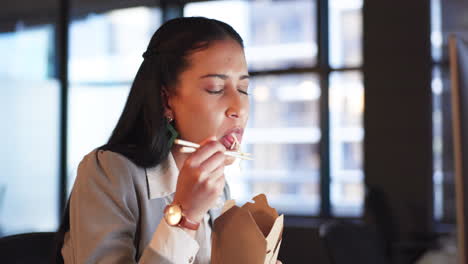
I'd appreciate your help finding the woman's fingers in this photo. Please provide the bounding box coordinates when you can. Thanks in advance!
[206,166,225,186]
[186,138,226,167]
[201,165,225,194]
[174,136,229,222]
[213,172,226,195]
[199,151,225,175]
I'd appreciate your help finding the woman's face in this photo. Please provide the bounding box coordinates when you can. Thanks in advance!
[168,39,249,165]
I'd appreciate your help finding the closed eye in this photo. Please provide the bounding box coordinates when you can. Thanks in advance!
[238,89,249,95]
[206,89,224,94]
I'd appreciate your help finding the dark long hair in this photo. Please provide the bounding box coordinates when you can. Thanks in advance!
[54,17,244,264]
[99,16,244,168]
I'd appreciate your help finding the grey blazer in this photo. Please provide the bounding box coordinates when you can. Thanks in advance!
[61,149,230,264]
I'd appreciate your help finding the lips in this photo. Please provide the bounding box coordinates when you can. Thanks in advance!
[220,128,243,150]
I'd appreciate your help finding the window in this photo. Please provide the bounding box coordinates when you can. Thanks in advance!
[0,24,59,236]
[329,0,362,68]
[431,0,455,222]
[330,71,364,216]
[185,0,317,71]
[240,73,321,214]
[185,0,364,216]
[67,7,162,191]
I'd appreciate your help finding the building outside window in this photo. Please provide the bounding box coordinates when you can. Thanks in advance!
[184,0,364,216]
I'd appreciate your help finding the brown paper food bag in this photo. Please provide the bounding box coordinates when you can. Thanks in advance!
[211,194,283,264]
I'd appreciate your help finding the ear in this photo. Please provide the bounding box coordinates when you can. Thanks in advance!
[161,86,174,118]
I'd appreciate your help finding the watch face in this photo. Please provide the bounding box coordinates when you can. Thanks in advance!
[165,204,182,226]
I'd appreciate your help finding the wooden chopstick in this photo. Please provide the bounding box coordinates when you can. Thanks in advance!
[174,139,253,161]
[174,139,200,148]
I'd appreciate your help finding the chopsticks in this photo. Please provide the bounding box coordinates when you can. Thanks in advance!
[174,139,253,161]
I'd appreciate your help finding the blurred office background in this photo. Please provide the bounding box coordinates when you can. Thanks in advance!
[0,0,466,263]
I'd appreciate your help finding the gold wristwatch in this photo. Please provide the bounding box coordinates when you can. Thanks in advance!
[164,204,200,230]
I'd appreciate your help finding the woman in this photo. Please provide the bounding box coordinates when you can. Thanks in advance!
[57,16,265,263]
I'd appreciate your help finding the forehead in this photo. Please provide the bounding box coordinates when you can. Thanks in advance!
[184,39,248,77]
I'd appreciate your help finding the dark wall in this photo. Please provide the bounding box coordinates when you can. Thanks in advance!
[280,2,434,264]
[363,0,433,263]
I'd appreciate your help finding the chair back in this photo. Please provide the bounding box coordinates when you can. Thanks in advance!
[0,232,56,264]
[319,220,388,264]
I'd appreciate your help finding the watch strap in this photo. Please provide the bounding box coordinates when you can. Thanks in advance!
[179,215,200,230]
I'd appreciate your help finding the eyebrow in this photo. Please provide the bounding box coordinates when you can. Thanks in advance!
[199,74,250,80]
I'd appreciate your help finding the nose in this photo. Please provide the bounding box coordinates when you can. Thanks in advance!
[227,110,239,118]
[225,90,248,120]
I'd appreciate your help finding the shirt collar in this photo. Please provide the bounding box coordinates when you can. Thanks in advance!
[146,152,179,199]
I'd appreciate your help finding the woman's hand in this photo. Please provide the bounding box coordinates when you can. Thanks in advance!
[173,136,227,224]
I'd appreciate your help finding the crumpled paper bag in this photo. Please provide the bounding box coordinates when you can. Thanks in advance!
[211,194,283,264]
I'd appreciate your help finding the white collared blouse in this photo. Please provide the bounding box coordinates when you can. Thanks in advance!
[61,149,229,264]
